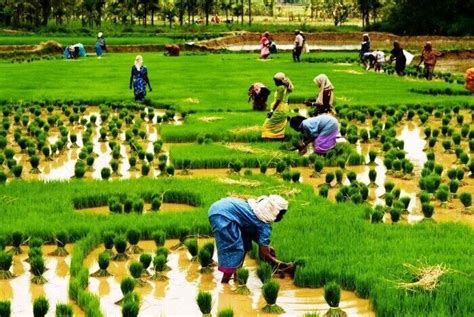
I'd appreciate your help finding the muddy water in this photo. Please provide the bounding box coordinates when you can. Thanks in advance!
[85,240,373,316]
[0,245,84,317]
[76,203,197,215]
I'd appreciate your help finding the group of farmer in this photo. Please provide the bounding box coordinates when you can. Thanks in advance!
[259,30,307,62]
[359,33,443,80]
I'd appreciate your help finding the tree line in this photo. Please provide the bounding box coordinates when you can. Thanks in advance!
[0,0,472,35]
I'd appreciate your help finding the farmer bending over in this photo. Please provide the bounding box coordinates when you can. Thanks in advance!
[208,195,295,283]
[290,104,340,155]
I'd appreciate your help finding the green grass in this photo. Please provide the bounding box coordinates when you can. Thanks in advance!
[0,35,183,46]
[0,176,473,316]
[0,52,471,111]
[169,142,306,169]
[161,111,273,142]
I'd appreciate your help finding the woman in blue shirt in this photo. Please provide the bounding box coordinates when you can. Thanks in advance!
[208,195,294,283]
[290,106,340,155]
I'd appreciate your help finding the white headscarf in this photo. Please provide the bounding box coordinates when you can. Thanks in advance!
[98,32,103,38]
[314,74,334,106]
[134,55,143,70]
[273,72,294,92]
[248,195,288,223]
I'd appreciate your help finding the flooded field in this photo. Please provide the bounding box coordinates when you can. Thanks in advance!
[84,240,374,316]
[0,245,84,316]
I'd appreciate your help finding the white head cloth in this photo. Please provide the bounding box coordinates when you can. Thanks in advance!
[248,195,288,223]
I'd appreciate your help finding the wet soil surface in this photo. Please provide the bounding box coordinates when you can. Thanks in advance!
[84,239,374,316]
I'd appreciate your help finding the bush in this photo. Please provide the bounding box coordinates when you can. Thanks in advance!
[324,281,341,308]
[196,290,212,315]
[33,296,49,317]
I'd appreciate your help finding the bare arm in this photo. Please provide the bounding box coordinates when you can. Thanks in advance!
[259,245,294,273]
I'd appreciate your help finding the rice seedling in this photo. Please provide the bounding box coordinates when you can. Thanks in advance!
[262,280,284,313]
[234,267,251,295]
[0,251,14,279]
[448,180,459,195]
[442,140,452,153]
[30,256,47,284]
[49,231,69,256]
[139,253,152,277]
[435,186,449,207]
[459,192,472,212]
[0,300,10,317]
[33,296,49,317]
[367,150,377,165]
[102,231,115,255]
[122,298,139,317]
[260,162,268,174]
[390,208,401,224]
[91,251,112,277]
[152,230,166,248]
[150,255,168,281]
[399,197,411,213]
[371,206,384,223]
[127,229,143,254]
[196,290,212,317]
[312,157,324,176]
[217,308,234,317]
[198,248,213,273]
[422,203,434,218]
[115,276,136,305]
[184,238,199,261]
[129,261,146,287]
[319,184,329,198]
[12,165,23,178]
[9,231,23,255]
[113,236,129,261]
[101,167,111,180]
[468,160,474,177]
[55,303,73,317]
[324,281,347,316]
[346,171,356,184]
[257,261,273,284]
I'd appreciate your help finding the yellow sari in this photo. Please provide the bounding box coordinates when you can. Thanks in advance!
[262,86,289,139]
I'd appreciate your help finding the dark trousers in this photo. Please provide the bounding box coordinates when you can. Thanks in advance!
[293,46,303,62]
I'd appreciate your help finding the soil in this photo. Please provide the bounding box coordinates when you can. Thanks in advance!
[84,239,374,316]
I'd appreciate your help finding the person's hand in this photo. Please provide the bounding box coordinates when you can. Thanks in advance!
[269,246,277,257]
[267,111,273,118]
[298,146,307,155]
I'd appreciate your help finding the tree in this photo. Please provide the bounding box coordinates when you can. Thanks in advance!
[175,0,186,25]
[161,0,176,26]
[219,0,233,21]
[150,0,161,25]
[200,0,214,25]
[95,0,106,26]
[39,0,52,26]
[187,0,198,24]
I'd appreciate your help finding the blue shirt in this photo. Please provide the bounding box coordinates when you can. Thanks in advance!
[208,197,271,247]
[301,114,339,139]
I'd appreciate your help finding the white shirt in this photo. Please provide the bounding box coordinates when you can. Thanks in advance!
[295,34,304,47]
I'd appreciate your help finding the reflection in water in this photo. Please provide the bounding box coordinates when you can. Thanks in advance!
[86,240,374,316]
[0,245,83,316]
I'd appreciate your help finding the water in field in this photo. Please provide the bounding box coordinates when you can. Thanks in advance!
[0,245,84,317]
[76,203,197,215]
[84,240,374,317]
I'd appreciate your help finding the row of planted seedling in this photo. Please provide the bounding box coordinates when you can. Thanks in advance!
[0,105,182,180]
[383,64,465,84]
[0,299,74,317]
[335,102,472,127]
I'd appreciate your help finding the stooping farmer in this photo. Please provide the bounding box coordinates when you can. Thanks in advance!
[208,195,295,283]
[289,103,340,155]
